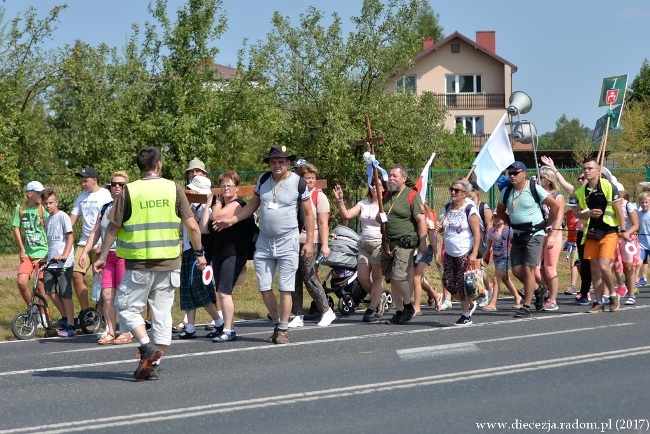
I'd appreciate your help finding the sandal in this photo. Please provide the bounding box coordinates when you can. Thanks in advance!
[513,303,523,309]
[113,332,133,345]
[97,332,115,345]
[482,305,497,311]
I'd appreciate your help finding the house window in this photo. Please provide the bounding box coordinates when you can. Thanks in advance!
[451,44,460,53]
[446,75,482,93]
[396,74,416,93]
[455,116,484,134]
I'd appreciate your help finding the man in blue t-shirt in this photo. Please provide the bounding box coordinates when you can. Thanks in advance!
[495,161,560,318]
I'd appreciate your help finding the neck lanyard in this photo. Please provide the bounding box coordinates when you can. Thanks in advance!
[387,187,406,215]
[272,173,289,203]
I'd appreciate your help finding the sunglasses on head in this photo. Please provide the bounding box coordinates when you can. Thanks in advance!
[508,170,523,177]
[449,187,465,194]
[110,182,126,187]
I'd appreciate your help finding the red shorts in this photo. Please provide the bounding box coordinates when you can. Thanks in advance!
[18,256,44,277]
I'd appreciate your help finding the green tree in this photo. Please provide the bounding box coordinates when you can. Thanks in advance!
[436,123,473,169]
[612,98,650,166]
[538,115,588,150]
[0,5,66,205]
[627,58,650,105]
[410,2,444,54]
[246,0,449,189]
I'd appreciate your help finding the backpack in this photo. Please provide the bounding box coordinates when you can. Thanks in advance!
[502,178,547,232]
[19,201,45,228]
[259,171,308,231]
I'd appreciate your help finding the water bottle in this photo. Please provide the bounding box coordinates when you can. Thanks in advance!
[414,252,423,264]
[92,273,102,302]
[315,253,325,265]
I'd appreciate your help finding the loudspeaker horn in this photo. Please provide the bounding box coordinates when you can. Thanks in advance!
[507,91,532,116]
[511,121,537,144]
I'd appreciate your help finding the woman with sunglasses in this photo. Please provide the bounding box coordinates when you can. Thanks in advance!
[434,180,481,326]
[541,156,593,304]
[79,171,130,345]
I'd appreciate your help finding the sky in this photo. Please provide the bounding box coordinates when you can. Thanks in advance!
[2,0,649,134]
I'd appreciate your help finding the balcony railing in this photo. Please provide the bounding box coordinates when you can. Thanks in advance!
[433,93,505,109]
[470,134,490,151]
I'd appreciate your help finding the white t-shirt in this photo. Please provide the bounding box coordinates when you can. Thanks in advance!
[44,211,75,268]
[72,188,113,246]
[357,199,381,243]
[183,203,206,251]
[441,203,479,258]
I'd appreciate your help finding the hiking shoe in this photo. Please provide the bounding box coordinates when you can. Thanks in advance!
[52,318,67,330]
[274,329,290,344]
[266,327,279,343]
[542,300,558,311]
[287,315,304,328]
[534,286,545,311]
[439,300,453,311]
[625,296,636,305]
[134,343,163,380]
[385,311,404,325]
[453,315,472,326]
[377,292,388,318]
[564,285,577,296]
[205,323,225,338]
[317,308,336,327]
[513,306,531,318]
[609,295,620,312]
[587,302,603,314]
[363,308,378,322]
[401,304,415,323]
[145,365,160,381]
[212,329,237,342]
[57,326,77,338]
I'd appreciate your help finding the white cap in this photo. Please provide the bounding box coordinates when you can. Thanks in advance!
[187,175,211,194]
[26,181,45,192]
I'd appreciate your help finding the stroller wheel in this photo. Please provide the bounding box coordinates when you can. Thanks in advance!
[338,294,354,316]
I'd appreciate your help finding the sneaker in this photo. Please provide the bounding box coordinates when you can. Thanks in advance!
[317,309,336,327]
[274,329,290,344]
[287,315,304,328]
[453,315,472,326]
[513,306,531,318]
[542,300,558,311]
[534,286,545,311]
[401,304,415,323]
[144,365,160,381]
[212,329,237,342]
[266,327,279,343]
[377,292,388,318]
[609,295,620,312]
[616,285,627,297]
[634,287,639,295]
[175,330,196,340]
[587,302,604,314]
[205,323,225,338]
[57,326,77,338]
[564,285,577,296]
[635,278,647,288]
[134,343,163,380]
[439,300,453,311]
[52,318,67,330]
[385,311,404,325]
[478,291,490,308]
[363,308,378,322]
[625,296,636,305]
[576,296,591,306]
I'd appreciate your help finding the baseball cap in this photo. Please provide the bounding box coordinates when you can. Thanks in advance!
[26,181,45,192]
[186,158,206,173]
[507,161,527,172]
[76,167,99,178]
[187,175,212,194]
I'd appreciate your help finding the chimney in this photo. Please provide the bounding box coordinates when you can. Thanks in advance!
[422,37,435,51]
[475,31,495,53]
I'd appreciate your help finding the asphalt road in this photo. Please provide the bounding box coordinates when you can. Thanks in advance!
[1,292,649,434]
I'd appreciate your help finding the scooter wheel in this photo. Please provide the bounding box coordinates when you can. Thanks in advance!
[80,308,102,334]
[12,312,37,340]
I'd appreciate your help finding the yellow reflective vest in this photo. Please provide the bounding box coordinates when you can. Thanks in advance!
[574,178,619,243]
[116,178,181,260]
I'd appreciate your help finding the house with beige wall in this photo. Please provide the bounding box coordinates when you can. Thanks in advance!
[390,31,529,153]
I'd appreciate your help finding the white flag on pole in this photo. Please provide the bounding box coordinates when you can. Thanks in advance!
[414,152,436,202]
[472,113,514,191]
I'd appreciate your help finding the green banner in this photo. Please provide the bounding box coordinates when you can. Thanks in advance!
[592,104,622,142]
[598,74,627,107]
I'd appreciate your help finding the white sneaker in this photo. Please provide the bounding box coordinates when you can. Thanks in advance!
[317,308,336,327]
[287,315,304,328]
[440,300,453,310]
[478,292,490,308]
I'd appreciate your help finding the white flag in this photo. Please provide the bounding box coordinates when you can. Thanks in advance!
[414,152,436,202]
[472,113,514,191]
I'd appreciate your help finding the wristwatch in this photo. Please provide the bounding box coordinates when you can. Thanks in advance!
[194,246,205,257]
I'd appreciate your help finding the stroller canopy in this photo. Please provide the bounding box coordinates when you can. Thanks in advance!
[320,225,359,269]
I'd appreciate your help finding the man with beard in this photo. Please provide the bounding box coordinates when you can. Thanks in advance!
[380,165,428,324]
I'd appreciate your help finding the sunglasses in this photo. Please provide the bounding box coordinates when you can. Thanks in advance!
[449,187,466,194]
[508,170,523,177]
[110,182,126,187]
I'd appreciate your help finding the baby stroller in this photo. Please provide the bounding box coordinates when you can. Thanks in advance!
[319,225,392,315]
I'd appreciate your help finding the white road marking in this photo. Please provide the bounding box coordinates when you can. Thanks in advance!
[2,344,650,434]
[397,342,480,360]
